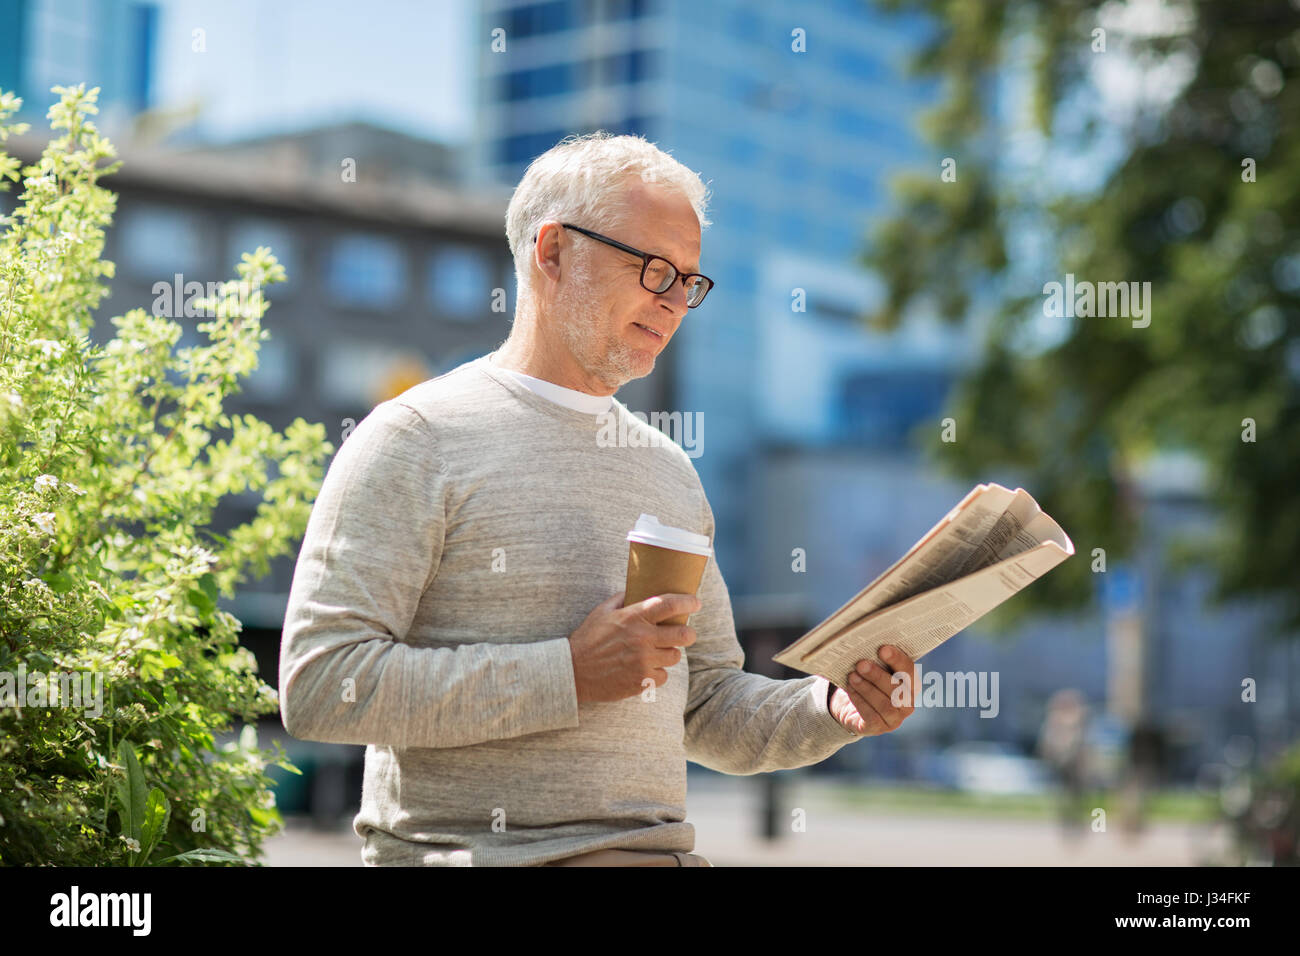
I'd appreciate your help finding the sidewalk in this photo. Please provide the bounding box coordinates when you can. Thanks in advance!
[260,773,1222,867]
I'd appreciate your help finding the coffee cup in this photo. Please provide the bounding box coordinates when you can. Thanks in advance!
[623,514,713,626]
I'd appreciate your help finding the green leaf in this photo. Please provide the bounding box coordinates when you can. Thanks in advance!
[154,847,247,866]
[138,787,170,866]
[113,739,147,850]
[43,570,75,593]
[197,572,219,604]
[247,804,278,828]
[186,587,214,617]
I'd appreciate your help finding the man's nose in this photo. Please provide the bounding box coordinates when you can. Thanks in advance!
[657,277,689,317]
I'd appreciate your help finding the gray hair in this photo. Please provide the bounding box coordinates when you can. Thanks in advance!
[504,131,711,306]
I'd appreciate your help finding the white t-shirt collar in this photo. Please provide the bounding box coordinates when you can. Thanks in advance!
[487,353,614,415]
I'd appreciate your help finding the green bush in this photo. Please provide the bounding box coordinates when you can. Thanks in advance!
[0,85,332,865]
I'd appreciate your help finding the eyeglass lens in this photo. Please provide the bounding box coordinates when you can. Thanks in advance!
[644,258,709,306]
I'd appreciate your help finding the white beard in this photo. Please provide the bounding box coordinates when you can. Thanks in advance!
[553,252,651,391]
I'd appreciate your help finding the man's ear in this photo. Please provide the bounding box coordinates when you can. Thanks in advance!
[533,221,564,286]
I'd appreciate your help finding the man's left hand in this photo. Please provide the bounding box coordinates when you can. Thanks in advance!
[829,645,916,737]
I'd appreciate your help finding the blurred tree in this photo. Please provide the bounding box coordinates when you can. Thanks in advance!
[867,0,1300,636]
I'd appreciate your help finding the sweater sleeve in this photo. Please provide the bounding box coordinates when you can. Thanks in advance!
[682,491,859,775]
[278,400,579,749]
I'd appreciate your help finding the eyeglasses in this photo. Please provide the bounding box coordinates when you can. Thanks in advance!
[532,222,714,308]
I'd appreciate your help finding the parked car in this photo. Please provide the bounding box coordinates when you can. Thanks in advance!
[931,742,1051,795]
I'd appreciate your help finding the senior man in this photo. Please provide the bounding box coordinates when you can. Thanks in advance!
[279,131,916,867]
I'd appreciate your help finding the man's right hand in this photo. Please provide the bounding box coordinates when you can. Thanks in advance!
[567,590,700,703]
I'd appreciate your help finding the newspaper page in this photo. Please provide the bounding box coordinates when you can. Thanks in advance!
[772,483,1074,691]
[773,483,1017,666]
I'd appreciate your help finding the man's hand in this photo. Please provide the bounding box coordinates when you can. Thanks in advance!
[567,590,700,704]
[829,645,916,737]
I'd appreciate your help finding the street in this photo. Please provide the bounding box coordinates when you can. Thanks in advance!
[260,772,1221,866]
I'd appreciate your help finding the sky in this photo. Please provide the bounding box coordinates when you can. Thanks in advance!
[149,0,476,144]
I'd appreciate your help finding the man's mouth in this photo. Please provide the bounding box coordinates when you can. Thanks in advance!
[633,322,664,340]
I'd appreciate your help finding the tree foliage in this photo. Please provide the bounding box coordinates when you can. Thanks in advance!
[0,85,332,864]
[868,0,1300,635]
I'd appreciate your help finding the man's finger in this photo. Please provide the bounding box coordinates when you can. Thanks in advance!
[846,674,906,730]
[877,645,915,679]
[629,593,701,625]
[878,646,917,713]
[852,660,896,700]
[651,625,696,649]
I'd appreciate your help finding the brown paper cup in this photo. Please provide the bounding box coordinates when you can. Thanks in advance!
[624,541,709,626]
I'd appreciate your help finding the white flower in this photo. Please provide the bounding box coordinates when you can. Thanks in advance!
[65,481,86,496]
[123,837,140,852]
[34,474,58,493]
[32,512,56,535]
[31,339,66,360]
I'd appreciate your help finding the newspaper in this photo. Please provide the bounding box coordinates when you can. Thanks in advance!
[772,483,1074,692]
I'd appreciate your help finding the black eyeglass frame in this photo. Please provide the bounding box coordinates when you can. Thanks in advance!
[532,222,714,308]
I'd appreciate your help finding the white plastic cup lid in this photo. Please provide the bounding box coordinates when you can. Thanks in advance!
[626,514,713,557]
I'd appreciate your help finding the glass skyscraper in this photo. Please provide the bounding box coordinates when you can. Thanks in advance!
[0,0,156,133]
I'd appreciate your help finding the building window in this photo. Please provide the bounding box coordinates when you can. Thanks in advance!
[326,233,407,310]
[244,337,296,402]
[831,45,885,85]
[120,203,204,278]
[836,368,952,447]
[597,49,657,85]
[226,218,298,294]
[597,0,656,18]
[615,115,652,137]
[428,245,491,320]
[503,1,574,39]
[499,129,567,165]
[830,106,891,141]
[500,62,577,101]
[318,342,432,410]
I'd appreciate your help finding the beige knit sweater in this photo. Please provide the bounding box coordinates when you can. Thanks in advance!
[278,354,858,865]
